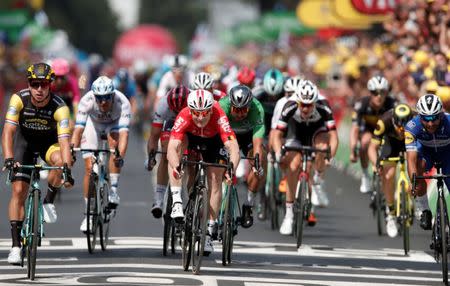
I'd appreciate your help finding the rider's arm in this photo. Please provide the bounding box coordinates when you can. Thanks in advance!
[147,125,162,154]
[117,92,132,157]
[350,103,362,154]
[406,150,418,180]
[273,100,296,156]
[224,139,240,172]
[368,140,380,168]
[54,105,73,166]
[2,94,23,160]
[167,138,182,172]
[368,118,385,167]
[328,129,339,158]
[71,127,84,148]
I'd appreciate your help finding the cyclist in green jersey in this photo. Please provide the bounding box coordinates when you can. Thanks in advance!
[219,85,266,228]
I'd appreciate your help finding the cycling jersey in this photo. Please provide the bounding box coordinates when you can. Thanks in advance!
[170,102,236,143]
[352,96,397,132]
[50,74,80,113]
[152,94,177,141]
[75,90,131,131]
[6,89,71,142]
[219,96,265,138]
[148,64,171,90]
[252,85,284,135]
[156,70,194,98]
[113,76,137,99]
[277,97,336,146]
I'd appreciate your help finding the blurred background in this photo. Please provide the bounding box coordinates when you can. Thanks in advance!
[0,0,449,174]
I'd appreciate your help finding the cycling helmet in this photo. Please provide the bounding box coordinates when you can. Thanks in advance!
[237,66,256,86]
[116,68,129,83]
[27,62,55,81]
[283,76,303,93]
[416,94,443,116]
[263,68,284,96]
[393,104,413,127]
[187,89,214,111]
[192,72,213,90]
[294,80,319,104]
[229,85,253,108]
[92,76,115,95]
[367,75,389,91]
[169,54,188,69]
[51,58,70,76]
[167,85,189,113]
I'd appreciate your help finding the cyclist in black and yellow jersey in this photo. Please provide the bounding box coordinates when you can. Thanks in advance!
[1,63,74,265]
[350,75,397,194]
[368,104,414,238]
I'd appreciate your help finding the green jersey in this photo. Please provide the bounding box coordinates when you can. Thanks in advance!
[219,96,265,138]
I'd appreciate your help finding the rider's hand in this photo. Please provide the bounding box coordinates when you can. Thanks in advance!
[252,166,264,177]
[3,158,16,171]
[325,157,334,167]
[172,165,183,180]
[224,172,237,185]
[145,151,157,171]
[349,152,357,163]
[62,165,75,188]
[70,144,77,164]
[275,152,283,164]
[114,156,124,168]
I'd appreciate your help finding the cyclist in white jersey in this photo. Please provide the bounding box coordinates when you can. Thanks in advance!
[71,76,131,232]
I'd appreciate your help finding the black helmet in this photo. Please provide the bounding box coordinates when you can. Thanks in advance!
[27,62,55,81]
[393,104,413,127]
[229,85,253,108]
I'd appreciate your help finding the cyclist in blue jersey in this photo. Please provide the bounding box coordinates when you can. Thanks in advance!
[113,68,137,122]
[406,94,450,230]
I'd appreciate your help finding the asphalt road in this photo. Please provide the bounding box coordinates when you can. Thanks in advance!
[0,130,443,286]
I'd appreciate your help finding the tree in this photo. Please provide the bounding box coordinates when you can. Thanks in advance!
[44,0,120,57]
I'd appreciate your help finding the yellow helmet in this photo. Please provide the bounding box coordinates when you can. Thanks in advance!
[27,63,55,81]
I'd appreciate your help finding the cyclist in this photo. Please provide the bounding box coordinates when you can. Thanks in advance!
[113,68,138,122]
[350,75,397,194]
[50,58,81,118]
[145,85,189,218]
[236,66,256,88]
[272,80,338,235]
[406,94,450,230]
[71,76,131,232]
[191,71,226,101]
[2,63,74,265]
[167,89,240,253]
[219,85,265,228]
[368,104,414,237]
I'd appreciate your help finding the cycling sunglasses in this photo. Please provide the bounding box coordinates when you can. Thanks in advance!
[370,90,387,96]
[298,102,314,108]
[29,81,50,89]
[95,93,113,102]
[420,114,440,122]
[191,109,211,117]
[231,106,249,115]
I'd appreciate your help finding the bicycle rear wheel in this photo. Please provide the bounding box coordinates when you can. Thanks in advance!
[400,182,410,255]
[439,193,449,285]
[163,189,173,256]
[86,174,99,254]
[182,199,193,271]
[191,186,209,275]
[27,190,39,280]
[295,179,307,248]
[100,182,110,251]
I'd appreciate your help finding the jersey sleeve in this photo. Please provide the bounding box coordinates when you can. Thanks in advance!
[250,99,265,138]
[5,94,24,126]
[152,96,168,128]
[53,105,72,138]
[318,103,336,131]
[170,108,191,140]
[215,104,236,143]
[74,92,93,128]
[276,100,297,131]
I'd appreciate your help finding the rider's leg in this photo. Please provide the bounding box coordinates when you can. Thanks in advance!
[311,132,330,207]
[167,138,188,221]
[207,167,224,238]
[108,132,121,202]
[42,145,64,223]
[280,152,301,235]
[381,163,396,213]
[359,131,372,193]
[152,139,169,217]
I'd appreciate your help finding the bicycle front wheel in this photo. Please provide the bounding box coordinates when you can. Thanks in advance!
[400,182,410,255]
[182,199,193,271]
[163,189,173,256]
[222,186,232,266]
[27,190,40,280]
[191,187,209,275]
[373,174,383,236]
[100,182,111,251]
[295,179,307,248]
[439,193,449,285]
[86,174,99,254]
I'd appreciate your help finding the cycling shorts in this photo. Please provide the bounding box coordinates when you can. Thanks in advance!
[80,117,120,159]
[186,134,227,164]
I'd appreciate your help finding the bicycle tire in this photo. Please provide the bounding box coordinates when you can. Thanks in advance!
[295,178,307,248]
[191,186,209,275]
[222,185,232,266]
[267,162,278,230]
[400,182,410,255]
[182,198,193,271]
[439,192,449,285]
[163,190,173,256]
[28,190,39,280]
[100,182,110,251]
[86,173,98,254]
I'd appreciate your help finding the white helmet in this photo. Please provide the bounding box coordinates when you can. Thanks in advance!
[416,94,443,116]
[294,80,319,104]
[367,75,389,91]
[192,72,214,90]
[92,76,114,95]
[187,89,214,111]
[284,76,303,93]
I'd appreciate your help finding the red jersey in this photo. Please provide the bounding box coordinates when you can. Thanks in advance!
[50,74,80,104]
[170,102,236,143]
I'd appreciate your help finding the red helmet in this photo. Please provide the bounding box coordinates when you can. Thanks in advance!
[237,66,255,86]
[167,85,189,113]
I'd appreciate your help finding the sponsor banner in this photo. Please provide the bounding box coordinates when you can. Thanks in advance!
[333,0,389,24]
[351,0,397,15]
